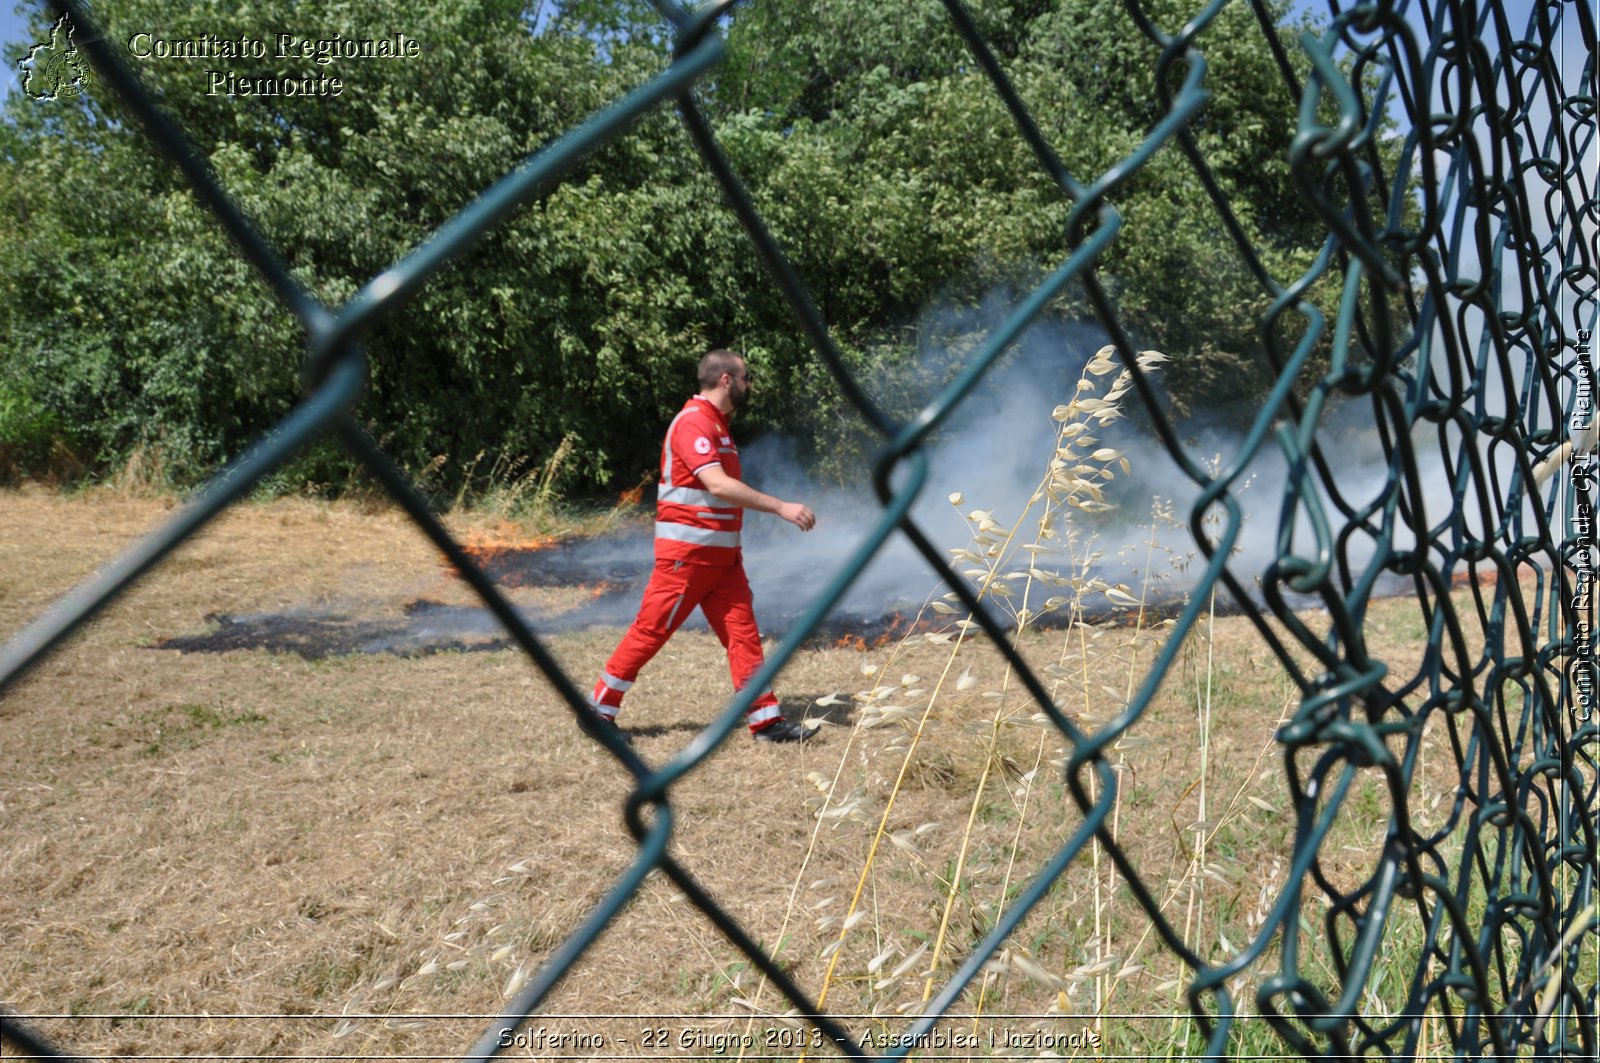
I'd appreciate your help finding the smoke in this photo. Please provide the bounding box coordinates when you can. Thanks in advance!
[528,314,1469,638]
[160,307,1551,661]
[734,318,1132,623]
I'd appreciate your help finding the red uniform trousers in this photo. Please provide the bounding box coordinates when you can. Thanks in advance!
[591,556,783,732]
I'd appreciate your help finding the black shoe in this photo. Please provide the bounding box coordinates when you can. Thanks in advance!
[591,712,632,745]
[753,718,818,744]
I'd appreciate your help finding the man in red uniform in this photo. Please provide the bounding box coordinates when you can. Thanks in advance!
[589,349,819,743]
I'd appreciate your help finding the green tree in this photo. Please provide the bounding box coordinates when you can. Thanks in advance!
[2,0,681,490]
[712,0,1352,424]
[0,0,1375,496]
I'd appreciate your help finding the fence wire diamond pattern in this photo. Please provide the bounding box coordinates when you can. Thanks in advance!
[2,0,1596,1059]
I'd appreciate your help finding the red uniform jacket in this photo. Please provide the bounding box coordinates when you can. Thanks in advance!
[655,395,742,565]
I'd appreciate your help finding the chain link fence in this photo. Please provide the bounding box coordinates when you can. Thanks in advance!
[2,0,1596,1059]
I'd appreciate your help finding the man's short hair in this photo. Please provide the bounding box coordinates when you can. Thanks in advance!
[698,349,745,390]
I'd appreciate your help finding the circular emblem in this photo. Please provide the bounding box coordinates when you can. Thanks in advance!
[47,50,90,98]
[694,436,712,456]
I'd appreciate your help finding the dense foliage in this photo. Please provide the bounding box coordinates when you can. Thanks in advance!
[0,0,1340,496]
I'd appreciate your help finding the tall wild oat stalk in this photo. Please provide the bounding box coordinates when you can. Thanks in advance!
[743,347,1178,1044]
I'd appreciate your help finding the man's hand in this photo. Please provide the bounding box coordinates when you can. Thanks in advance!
[698,466,815,531]
[778,501,816,532]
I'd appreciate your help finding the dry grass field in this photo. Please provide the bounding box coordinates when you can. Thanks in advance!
[0,484,1527,1060]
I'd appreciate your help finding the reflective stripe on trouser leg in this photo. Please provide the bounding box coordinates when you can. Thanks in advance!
[589,671,632,718]
[745,702,781,728]
[698,561,782,732]
[599,559,715,719]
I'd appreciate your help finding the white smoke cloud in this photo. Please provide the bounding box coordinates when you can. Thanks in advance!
[161,302,1556,659]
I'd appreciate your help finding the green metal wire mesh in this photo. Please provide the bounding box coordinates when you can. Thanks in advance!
[1,0,1596,1059]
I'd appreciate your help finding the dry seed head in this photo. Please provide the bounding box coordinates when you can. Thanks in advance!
[890,943,930,978]
[1074,956,1119,979]
[889,830,920,856]
[503,961,529,998]
[1011,951,1066,988]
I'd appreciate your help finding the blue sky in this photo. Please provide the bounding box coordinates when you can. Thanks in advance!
[0,1,1561,96]
[2,2,36,98]
[2,1,1584,261]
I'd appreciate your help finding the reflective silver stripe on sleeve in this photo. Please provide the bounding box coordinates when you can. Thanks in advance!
[660,407,697,482]
[658,485,724,507]
[655,523,741,548]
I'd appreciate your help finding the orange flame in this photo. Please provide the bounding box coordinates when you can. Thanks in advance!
[444,522,560,578]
